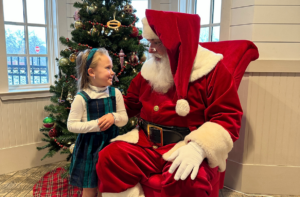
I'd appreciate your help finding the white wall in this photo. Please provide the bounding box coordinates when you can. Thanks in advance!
[0,0,166,175]
[0,0,70,175]
[224,0,300,195]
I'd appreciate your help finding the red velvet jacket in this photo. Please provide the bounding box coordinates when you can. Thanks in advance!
[124,60,242,143]
[112,45,243,172]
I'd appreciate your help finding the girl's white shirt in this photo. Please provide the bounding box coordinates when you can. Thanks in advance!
[67,84,128,133]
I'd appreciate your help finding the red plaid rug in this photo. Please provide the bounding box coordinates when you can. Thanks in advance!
[33,167,83,197]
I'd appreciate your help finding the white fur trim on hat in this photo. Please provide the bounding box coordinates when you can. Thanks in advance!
[142,17,159,40]
[102,183,145,197]
[176,99,190,116]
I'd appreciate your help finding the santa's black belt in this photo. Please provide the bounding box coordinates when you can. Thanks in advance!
[138,119,190,146]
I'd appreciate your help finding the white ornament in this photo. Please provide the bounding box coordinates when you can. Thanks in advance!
[69,144,75,154]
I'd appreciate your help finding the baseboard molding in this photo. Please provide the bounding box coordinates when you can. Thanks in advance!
[0,142,67,175]
[225,160,300,195]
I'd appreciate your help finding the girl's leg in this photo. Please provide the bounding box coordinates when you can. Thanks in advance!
[82,188,97,197]
[97,189,102,197]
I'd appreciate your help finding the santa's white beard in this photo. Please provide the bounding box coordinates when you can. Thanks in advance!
[141,54,174,94]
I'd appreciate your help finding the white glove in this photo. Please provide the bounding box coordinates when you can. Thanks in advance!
[166,141,206,181]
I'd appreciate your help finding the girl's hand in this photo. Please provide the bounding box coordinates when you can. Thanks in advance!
[98,113,114,131]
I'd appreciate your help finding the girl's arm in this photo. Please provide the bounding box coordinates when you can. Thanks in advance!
[112,88,129,127]
[67,95,100,133]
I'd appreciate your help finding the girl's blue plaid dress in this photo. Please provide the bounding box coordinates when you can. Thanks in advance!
[69,87,119,188]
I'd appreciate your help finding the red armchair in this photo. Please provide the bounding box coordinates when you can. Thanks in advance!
[140,40,259,197]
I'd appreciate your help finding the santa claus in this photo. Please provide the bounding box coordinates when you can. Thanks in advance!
[96,9,243,197]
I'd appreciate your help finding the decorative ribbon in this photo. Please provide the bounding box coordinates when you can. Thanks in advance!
[86,48,98,75]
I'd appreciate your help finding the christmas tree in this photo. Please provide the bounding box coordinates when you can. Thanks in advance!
[37,0,147,168]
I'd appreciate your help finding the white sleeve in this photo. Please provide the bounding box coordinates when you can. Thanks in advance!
[67,95,101,133]
[112,88,128,127]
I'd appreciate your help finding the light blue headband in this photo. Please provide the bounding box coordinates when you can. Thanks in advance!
[86,48,98,76]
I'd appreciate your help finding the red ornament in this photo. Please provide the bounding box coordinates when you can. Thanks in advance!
[130,26,139,38]
[66,38,69,42]
[49,127,58,138]
[138,35,143,40]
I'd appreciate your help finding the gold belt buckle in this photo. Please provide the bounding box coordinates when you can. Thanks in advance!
[147,124,163,147]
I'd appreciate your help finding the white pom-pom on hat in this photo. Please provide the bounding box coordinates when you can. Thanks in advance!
[176,99,190,116]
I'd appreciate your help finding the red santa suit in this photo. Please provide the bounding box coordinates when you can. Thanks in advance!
[96,10,243,197]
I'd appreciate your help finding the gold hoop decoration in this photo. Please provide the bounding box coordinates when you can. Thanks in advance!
[107,12,121,30]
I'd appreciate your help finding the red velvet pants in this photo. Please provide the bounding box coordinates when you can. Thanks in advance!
[96,141,218,197]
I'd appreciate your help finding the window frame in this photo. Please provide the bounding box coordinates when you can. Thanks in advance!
[0,0,59,94]
[131,0,150,57]
[194,0,222,42]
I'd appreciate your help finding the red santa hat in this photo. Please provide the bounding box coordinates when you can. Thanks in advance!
[142,10,200,116]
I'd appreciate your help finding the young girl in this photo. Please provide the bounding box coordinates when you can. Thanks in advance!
[67,48,128,197]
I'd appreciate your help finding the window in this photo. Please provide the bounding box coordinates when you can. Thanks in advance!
[196,0,221,42]
[3,0,50,89]
[131,0,148,29]
[131,0,149,57]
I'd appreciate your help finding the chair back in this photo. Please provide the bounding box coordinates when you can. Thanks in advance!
[200,40,259,88]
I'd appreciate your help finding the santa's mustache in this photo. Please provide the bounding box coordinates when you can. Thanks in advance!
[151,53,163,59]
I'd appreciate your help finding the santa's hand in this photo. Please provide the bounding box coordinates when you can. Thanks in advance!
[166,141,206,181]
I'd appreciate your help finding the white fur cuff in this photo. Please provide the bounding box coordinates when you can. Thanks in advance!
[142,17,159,40]
[184,122,233,172]
[110,127,139,144]
[176,99,190,116]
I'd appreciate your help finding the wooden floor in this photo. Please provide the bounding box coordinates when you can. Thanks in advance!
[0,161,297,197]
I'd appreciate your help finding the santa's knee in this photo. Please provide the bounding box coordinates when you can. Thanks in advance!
[97,141,132,170]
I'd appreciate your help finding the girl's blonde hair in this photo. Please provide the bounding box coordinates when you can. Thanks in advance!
[76,48,110,91]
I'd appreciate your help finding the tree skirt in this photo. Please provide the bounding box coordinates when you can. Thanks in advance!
[33,167,82,197]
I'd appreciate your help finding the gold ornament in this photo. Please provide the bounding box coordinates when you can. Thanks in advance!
[107,12,121,30]
[124,4,133,14]
[88,26,99,36]
[140,53,147,62]
[66,91,74,103]
[129,52,139,63]
[69,144,75,154]
[74,20,83,29]
[132,68,137,73]
[64,48,70,52]
[87,4,97,14]
[59,58,69,66]
[69,53,77,62]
